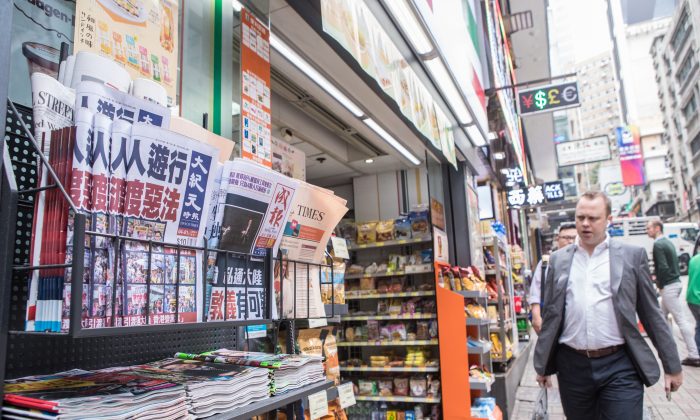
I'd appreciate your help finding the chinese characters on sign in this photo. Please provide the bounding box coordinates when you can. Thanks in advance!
[241,9,272,167]
[507,182,566,209]
[518,82,580,116]
[555,136,611,167]
[503,167,524,186]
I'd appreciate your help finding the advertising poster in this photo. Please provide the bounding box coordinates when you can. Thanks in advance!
[598,163,631,216]
[9,0,75,107]
[240,9,272,167]
[272,136,306,181]
[74,0,179,105]
[616,125,646,186]
[433,227,449,264]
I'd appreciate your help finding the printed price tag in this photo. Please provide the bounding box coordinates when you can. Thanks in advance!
[308,390,329,419]
[308,318,328,328]
[337,382,356,409]
[331,237,350,259]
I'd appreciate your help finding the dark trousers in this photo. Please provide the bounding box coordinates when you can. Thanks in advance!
[690,303,700,353]
[556,344,643,420]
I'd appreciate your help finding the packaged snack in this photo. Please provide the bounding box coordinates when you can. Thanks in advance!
[394,217,412,240]
[387,254,400,272]
[377,299,389,314]
[364,262,379,274]
[388,323,407,341]
[357,221,378,244]
[346,264,364,275]
[394,377,409,396]
[297,329,324,357]
[360,277,376,292]
[409,210,430,239]
[376,220,396,242]
[359,380,378,396]
[429,320,438,339]
[345,327,355,342]
[321,260,346,304]
[427,377,440,398]
[410,377,427,397]
[380,326,392,340]
[378,379,394,396]
[367,320,380,341]
[416,322,430,340]
[336,219,357,243]
[388,299,403,315]
[390,278,404,293]
[322,328,341,385]
[402,300,416,315]
[421,249,433,263]
[377,279,390,293]
[387,411,398,420]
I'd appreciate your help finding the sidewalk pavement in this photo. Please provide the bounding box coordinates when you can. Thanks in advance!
[512,329,700,420]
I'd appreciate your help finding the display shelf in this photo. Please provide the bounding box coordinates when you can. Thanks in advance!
[302,382,350,409]
[324,304,349,316]
[345,291,435,300]
[466,318,490,326]
[482,236,508,253]
[490,319,514,332]
[342,313,437,321]
[468,342,492,355]
[355,396,441,404]
[347,237,432,251]
[337,339,439,347]
[457,290,487,299]
[207,380,334,420]
[344,266,433,280]
[470,377,495,392]
[340,366,440,373]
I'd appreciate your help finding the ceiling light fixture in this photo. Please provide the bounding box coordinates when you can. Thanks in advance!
[424,58,472,125]
[232,0,243,12]
[465,124,487,147]
[382,0,433,55]
[270,34,365,118]
[363,118,421,165]
[365,158,374,164]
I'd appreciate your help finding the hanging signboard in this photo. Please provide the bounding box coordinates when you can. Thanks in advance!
[518,82,580,116]
[74,0,179,105]
[507,182,566,209]
[240,8,272,167]
[555,135,611,167]
[616,125,645,186]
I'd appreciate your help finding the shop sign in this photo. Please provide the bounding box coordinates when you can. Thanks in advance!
[518,82,580,116]
[240,8,272,167]
[430,198,446,230]
[616,125,645,186]
[544,181,565,202]
[555,136,611,167]
[503,167,524,187]
[74,0,179,106]
[507,183,566,209]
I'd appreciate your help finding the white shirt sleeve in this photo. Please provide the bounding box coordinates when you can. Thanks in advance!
[529,260,543,305]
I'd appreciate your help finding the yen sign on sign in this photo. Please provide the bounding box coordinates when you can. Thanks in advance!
[518,82,580,116]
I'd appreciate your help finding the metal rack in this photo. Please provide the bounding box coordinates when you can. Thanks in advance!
[0,102,346,418]
[483,236,516,366]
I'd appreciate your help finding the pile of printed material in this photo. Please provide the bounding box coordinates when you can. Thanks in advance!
[2,368,189,420]
[175,348,325,395]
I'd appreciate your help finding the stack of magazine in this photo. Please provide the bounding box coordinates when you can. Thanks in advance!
[175,349,325,395]
[2,368,188,420]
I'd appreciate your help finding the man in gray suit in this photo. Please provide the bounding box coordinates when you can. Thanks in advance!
[534,191,683,419]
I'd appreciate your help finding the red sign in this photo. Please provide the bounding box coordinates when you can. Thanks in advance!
[240,9,272,167]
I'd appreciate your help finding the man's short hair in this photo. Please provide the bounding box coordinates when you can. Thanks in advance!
[579,191,612,216]
[557,222,576,234]
[650,219,664,232]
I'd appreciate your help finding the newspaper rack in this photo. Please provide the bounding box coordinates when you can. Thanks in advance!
[6,100,343,339]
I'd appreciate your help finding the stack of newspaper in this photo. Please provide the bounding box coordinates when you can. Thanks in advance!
[175,348,325,395]
[130,358,271,418]
[2,368,188,420]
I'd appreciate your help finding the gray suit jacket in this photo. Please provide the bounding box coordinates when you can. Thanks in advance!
[533,240,682,386]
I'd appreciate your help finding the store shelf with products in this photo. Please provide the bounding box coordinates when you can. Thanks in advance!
[340,366,440,373]
[342,313,437,321]
[355,396,441,404]
[470,377,495,392]
[346,291,435,299]
[337,339,439,347]
[344,265,434,279]
[346,237,432,251]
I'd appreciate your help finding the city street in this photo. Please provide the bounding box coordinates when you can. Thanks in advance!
[513,276,700,419]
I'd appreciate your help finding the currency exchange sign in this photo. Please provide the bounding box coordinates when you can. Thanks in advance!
[518,81,580,116]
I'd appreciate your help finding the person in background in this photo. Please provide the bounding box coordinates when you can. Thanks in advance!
[535,192,682,419]
[529,222,577,334]
[646,220,700,366]
[686,251,700,366]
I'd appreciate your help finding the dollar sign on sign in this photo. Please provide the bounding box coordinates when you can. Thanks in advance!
[534,90,547,109]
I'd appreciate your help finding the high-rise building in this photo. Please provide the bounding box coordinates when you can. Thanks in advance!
[651,0,700,220]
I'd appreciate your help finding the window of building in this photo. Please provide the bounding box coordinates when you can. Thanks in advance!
[683,93,698,122]
[671,9,691,52]
[676,50,697,86]
[690,131,700,155]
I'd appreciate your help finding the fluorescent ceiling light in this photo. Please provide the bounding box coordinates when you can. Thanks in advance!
[364,118,421,165]
[232,101,240,116]
[232,0,243,12]
[383,0,433,55]
[270,34,365,118]
[466,124,487,147]
[365,158,374,163]
[425,58,472,125]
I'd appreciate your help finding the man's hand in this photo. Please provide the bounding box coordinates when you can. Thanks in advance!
[536,375,552,388]
[532,314,542,334]
[665,371,683,393]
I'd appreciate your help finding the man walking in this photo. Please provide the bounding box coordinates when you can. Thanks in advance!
[687,253,700,364]
[646,220,700,366]
[529,222,577,334]
[534,192,682,420]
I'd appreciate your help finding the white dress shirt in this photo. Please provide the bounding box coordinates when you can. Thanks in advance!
[529,260,544,305]
[559,236,625,350]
